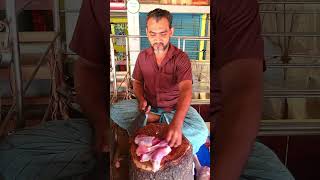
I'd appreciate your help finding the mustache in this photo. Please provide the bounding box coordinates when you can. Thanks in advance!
[153,42,165,46]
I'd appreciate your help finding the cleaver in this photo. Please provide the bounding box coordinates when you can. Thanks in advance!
[127,107,150,136]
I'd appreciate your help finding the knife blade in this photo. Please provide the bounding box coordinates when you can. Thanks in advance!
[127,108,149,136]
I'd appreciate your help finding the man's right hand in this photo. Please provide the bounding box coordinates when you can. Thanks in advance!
[139,99,148,111]
[139,100,160,123]
[138,99,151,113]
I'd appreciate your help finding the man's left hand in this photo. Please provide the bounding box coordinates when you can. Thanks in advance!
[165,122,183,147]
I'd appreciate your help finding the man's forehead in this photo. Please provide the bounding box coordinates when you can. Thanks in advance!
[148,29,168,33]
[147,17,170,25]
[147,22,170,31]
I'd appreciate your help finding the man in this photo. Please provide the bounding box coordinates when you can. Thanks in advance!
[211,0,295,180]
[110,8,209,176]
[0,0,108,179]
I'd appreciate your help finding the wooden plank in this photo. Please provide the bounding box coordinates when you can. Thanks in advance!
[20,53,44,65]
[1,96,50,106]
[0,32,57,43]
[0,65,51,80]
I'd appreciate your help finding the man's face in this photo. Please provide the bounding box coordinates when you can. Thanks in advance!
[146,17,174,54]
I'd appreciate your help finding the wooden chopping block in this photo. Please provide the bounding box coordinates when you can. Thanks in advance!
[129,123,194,180]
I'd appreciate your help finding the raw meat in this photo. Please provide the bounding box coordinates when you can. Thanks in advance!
[136,140,168,156]
[151,146,172,172]
[151,138,161,146]
[147,140,168,152]
[140,151,153,162]
[134,135,155,147]
[136,145,148,156]
[134,135,172,172]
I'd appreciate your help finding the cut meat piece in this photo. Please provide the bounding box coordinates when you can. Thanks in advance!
[136,140,168,156]
[134,135,155,147]
[152,138,161,146]
[134,134,173,172]
[147,140,168,152]
[151,145,172,162]
[151,145,172,172]
[140,151,153,162]
[136,145,148,156]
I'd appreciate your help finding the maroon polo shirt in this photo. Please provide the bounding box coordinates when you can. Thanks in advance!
[132,43,192,112]
[69,0,107,66]
[210,0,265,119]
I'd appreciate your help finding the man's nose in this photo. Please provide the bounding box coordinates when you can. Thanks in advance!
[155,34,163,41]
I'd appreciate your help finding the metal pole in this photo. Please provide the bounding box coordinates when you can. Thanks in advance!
[265,89,320,92]
[125,36,130,74]
[258,120,320,136]
[53,0,61,39]
[266,64,320,68]
[6,0,24,128]
[260,10,320,14]
[110,38,117,100]
[262,32,320,37]
[283,2,287,54]
[182,39,186,52]
[265,54,320,58]
[264,90,320,98]
[259,1,320,5]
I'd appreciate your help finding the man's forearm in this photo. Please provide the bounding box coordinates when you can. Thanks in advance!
[213,59,263,180]
[133,80,145,103]
[213,91,261,179]
[74,58,108,131]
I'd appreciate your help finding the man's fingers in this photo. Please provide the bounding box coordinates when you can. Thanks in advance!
[145,105,151,113]
[166,130,173,143]
[173,134,181,147]
[142,101,147,110]
[169,138,175,147]
[174,135,182,147]
[169,133,178,147]
[140,104,145,111]
[139,101,147,111]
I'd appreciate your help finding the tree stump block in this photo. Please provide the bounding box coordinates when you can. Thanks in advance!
[129,123,194,180]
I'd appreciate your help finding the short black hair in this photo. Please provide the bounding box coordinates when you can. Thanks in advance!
[146,8,173,28]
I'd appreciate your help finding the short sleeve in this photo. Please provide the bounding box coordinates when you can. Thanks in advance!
[214,0,264,70]
[132,54,144,82]
[69,0,107,65]
[176,53,192,83]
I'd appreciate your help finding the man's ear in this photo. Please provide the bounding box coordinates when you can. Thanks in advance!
[146,28,148,35]
[170,27,174,36]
